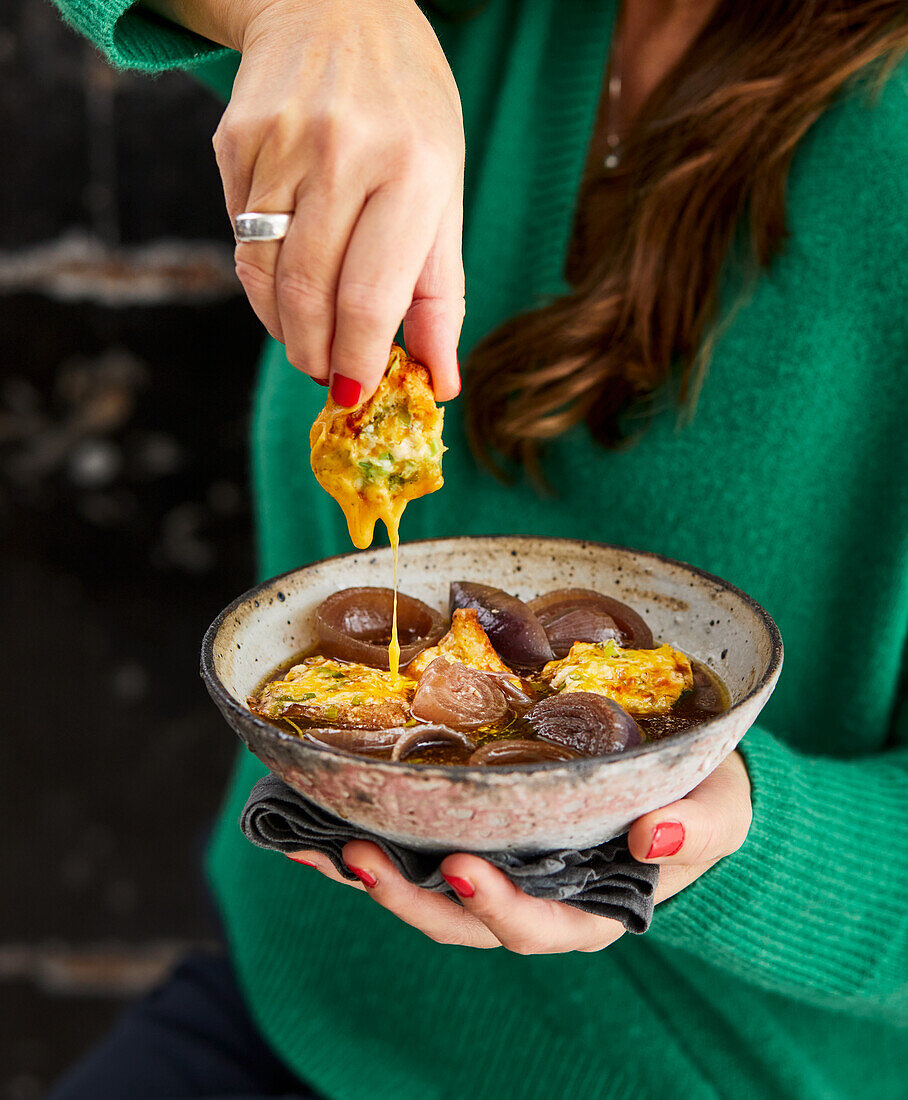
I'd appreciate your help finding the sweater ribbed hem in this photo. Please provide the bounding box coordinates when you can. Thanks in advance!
[52,0,232,71]
[649,725,908,1021]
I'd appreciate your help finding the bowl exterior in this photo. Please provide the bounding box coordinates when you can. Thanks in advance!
[208,689,768,851]
[202,537,782,853]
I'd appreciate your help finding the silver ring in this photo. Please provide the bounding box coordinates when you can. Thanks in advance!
[234,212,292,242]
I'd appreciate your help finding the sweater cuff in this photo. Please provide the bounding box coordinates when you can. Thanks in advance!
[647,725,908,1017]
[53,0,234,71]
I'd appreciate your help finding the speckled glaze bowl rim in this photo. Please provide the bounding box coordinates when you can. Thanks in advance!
[200,536,783,777]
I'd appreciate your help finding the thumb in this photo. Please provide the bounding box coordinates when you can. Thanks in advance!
[628,751,753,866]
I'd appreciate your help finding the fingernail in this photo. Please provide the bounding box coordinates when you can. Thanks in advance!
[346,865,377,888]
[330,373,361,407]
[286,855,318,868]
[646,822,685,859]
[313,377,328,387]
[442,874,475,898]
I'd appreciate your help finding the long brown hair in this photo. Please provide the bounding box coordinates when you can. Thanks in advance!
[466,0,908,477]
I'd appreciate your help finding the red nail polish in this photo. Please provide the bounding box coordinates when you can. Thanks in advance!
[330,373,361,407]
[443,874,475,898]
[646,822,685,859]
[347,865,377,887]
[313,377,328,387]
[286,855,317,867]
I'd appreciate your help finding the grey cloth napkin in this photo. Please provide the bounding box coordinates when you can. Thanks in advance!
[241,774,659,933]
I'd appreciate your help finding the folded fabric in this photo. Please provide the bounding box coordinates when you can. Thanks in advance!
[241,774,659,933]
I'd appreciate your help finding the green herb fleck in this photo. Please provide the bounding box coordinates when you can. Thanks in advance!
[324,705,338,720]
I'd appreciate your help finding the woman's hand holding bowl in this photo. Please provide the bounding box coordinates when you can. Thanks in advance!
[286,751,753,953]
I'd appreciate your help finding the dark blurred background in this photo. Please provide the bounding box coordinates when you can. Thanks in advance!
[1,3,265,1095]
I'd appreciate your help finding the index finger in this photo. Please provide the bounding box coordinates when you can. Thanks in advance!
[440,854,626,955]
[341,841,501,949]
[329,177,449,404]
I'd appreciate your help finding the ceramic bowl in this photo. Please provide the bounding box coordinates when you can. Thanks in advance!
[201,537,782,853]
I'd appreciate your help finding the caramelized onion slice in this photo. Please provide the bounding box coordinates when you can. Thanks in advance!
[299,726,404,755]
[449,581,554,670]
[689,663,728,716]
[316,587,446,669]
[540,607,622,658]
[391,724,476,762]
[482,670,537,709]
[410,657,508,730]
[526,691,642,756]
[468,739,579,766]
[528,588,654,650]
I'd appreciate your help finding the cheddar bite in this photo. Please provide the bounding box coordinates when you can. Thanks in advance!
[248,656,415,729]
[310,345,445,549]
[542,640,694,715]
[408,608,515,678]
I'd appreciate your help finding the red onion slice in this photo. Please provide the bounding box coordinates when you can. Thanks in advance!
[528,588,654,650]
[316,587,446,669]
[525,691,643,756]
[299,726,404,755]
[481,669,537,709]
[449,581,554,669]
[390,724,477,762]
[468,739,580,766]
[540,607,622,658]
[689,663,728,715]
[410,657,508,730]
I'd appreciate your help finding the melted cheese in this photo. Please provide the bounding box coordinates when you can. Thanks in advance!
[407,608,516,678]
[309,345,445,551]
[309,345,446,675]
[542,640,694,715]
[250,656,416,728]
[388,527,400,684]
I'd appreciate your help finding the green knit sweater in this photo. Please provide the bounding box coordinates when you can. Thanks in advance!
[55,1,908,1096]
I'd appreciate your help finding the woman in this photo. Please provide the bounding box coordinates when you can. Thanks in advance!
[49,0,908,1097]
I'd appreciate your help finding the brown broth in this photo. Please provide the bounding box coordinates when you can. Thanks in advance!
[252,650,730,766]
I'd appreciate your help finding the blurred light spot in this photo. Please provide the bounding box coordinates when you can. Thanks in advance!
[207,479,242,516]
[67,438,121,488]
[111,662,149,702]
[158,502,214,573]
[133,431,182,477]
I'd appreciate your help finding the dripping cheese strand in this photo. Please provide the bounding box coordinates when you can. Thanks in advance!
[309,344,446,683]
[387,520,401,684]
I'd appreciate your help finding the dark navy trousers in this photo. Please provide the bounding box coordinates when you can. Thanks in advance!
[48,951,322,1100]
